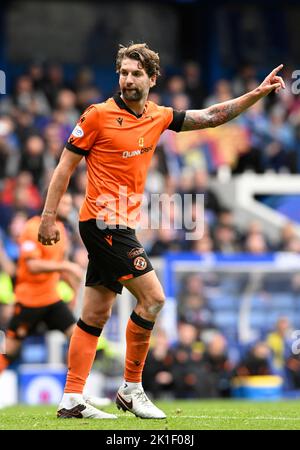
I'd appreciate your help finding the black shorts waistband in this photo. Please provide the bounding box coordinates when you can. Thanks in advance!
[79,219,135,232]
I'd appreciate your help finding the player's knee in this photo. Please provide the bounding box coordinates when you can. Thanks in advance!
[83,307,111,329]
[147,295,165,316]
[98,308,112,328]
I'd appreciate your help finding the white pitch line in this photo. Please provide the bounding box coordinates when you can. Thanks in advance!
[116,414,300,421]
[167,415,300,420]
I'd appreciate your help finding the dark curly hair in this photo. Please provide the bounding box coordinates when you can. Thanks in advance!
[116,42,161,78]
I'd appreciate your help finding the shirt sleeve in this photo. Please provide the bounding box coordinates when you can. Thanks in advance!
[66,105,100,155]
[168,110,186,132]
[161,106,186,133]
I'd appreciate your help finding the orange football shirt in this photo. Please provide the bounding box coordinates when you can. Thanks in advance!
[15,216,67,307]
[66,94,184,228]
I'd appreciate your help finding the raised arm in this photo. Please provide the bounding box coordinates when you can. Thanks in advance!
[38,148,83,245]
[181,64,285,131]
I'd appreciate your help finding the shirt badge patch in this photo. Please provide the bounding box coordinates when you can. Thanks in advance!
[72,125,84,138]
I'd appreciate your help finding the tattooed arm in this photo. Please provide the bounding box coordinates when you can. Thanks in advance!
[181,64,285,131]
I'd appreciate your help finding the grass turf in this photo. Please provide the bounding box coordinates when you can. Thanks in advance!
[1,399,300,430]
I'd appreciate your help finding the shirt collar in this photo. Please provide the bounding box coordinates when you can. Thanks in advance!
[113,92,146,118]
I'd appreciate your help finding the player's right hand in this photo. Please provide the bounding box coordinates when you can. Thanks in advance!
[38,221,60,246]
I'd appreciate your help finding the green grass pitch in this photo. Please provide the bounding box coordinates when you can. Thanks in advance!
[1,399,300,430]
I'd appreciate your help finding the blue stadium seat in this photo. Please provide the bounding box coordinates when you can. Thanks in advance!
[208,295,238,311]
[268,293,294,309]
[250,294,269,310]
[213,310,238,328]
[249,311,267,328]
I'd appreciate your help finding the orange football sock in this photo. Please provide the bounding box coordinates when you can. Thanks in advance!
[64,320,101,394]
[0,354,9,373]
[124,311,154,383]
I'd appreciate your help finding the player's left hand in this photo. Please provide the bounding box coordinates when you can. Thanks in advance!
[259,64,285,96]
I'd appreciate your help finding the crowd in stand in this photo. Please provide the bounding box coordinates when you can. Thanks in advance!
[1,61,300,398]
[143,315,300,399]
[0,61,300,260]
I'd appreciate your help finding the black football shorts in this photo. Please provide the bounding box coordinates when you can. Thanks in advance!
[79,219,153,294]
[7,300,76,340]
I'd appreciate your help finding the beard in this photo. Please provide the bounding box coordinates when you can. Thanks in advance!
[121,87,143,102]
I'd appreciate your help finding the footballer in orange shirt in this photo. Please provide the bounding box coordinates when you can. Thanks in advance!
[38,43,285,419]
[0,193,82,375]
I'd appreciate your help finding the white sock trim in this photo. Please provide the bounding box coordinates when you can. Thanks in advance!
[61,393,83,408]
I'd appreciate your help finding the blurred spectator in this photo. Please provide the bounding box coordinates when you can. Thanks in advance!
[42,63,68,108]
[143,329,174,399]
[191,233,214,254]
[171,321,204,398]
[232,63,258,97]
[193,170,223,216]
[0,116,19,180]
[244,232,268,254]
[278,221,299,251]
[182,61,205,109]
[181,273,205,296]
[55,89,80,127]
[163,75,186,106]
[0,174,38,232]
[285,352,300,389]
[213,224,241,254]
[14,108,39,147]
[19,135,46,187]
[178,273,215,330]
[10,74,50,117]
[145,153,166,196]
[28,61,46,92]
[200,333,233,397]
[242,220,273,251]
[0,237,15,329]
[2,211,29,265]
[268,105,295,152]
[204,79,232,107]
[1,171,42,210]
[178,293,215,332]
[73,66,96,92]
[266,317,293,374]
[149,228,181,256]
[170,93,190,111]
[217,208,235,228]
[76,86,102,112]
[235,341,272,376]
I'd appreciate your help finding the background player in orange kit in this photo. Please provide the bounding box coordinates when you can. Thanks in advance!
[38,42,285,420]
[0,193,81,376]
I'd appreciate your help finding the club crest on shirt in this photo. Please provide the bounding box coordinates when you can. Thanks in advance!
[133,256,147,271]
[71,125,84,138]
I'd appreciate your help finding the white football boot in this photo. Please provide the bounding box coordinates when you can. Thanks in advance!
[57,394,117,419]
[116,386,166,419]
